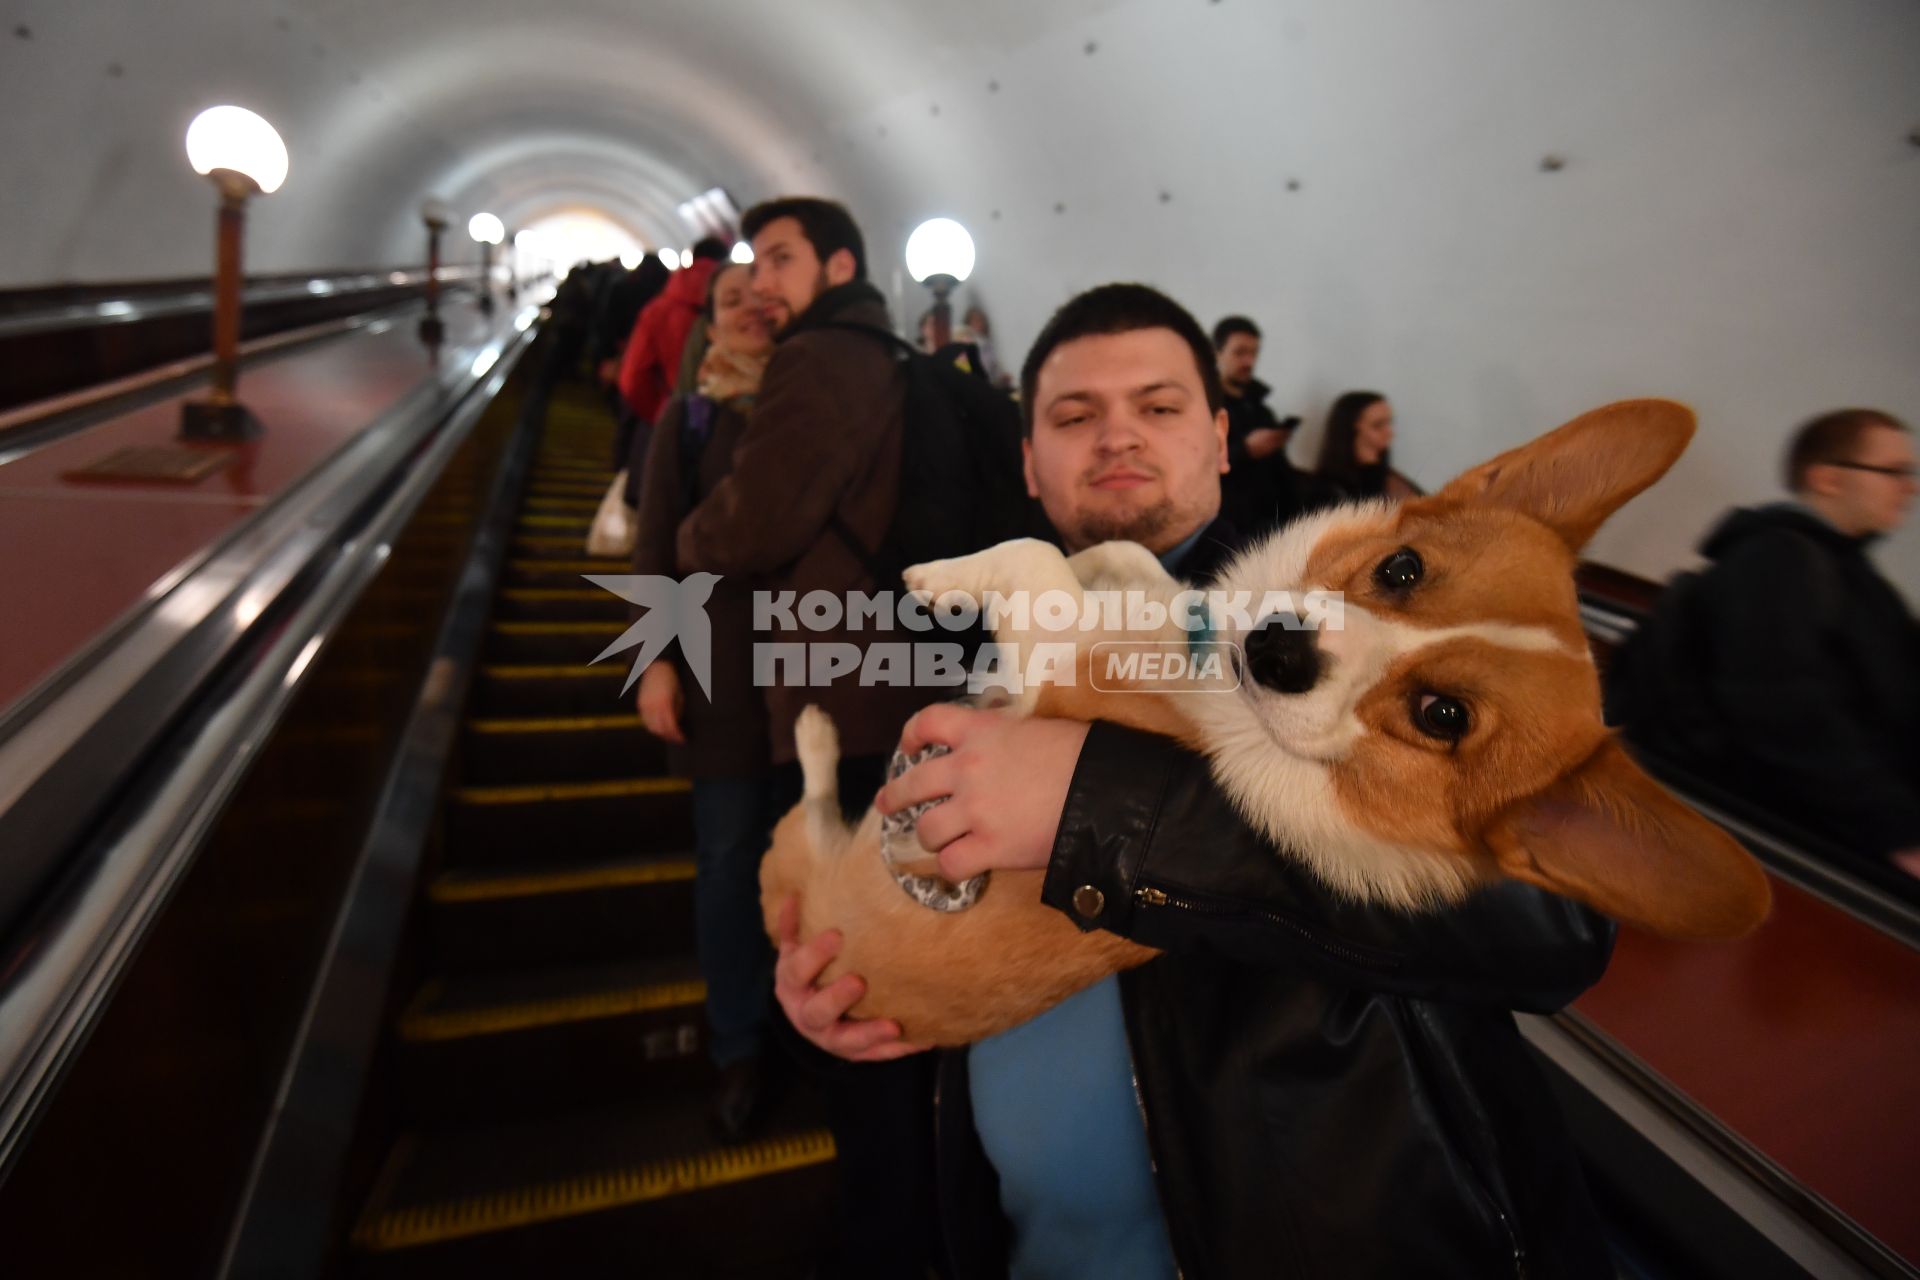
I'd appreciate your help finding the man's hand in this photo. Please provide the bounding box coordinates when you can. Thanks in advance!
[773,898,926,1062]
[1244,426,1289,459]
[636,661,686,744]
[1892,848,1920,880]
[875,703,1090,883]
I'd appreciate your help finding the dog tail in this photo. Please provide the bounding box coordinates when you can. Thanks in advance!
[794,705,850,858]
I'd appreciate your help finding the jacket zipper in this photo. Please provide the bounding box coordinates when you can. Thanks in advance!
[1133,883,1402,973]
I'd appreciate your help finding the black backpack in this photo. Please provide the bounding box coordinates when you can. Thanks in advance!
[823,322,1050,587]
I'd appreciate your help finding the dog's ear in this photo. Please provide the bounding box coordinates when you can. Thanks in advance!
[1436,399,1694,551]
[1482,737,1771,939]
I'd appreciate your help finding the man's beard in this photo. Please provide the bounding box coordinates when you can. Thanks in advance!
[769,267,835,337]
[1074,495,1179,548]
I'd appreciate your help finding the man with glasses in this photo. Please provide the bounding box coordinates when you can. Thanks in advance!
[1615,408,1920,880]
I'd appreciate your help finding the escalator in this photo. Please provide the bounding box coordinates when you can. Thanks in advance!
[336,383,836,1277]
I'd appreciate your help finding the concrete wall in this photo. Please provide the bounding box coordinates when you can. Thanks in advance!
[4,0,1915,591]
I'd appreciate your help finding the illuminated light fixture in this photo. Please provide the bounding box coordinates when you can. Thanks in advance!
[730,241,753,265]
[469,211,504,314]
[419,197,451,344]
[678,248,693,269]
[620,249,643,270]
[905,218,975,352]
[656,248,678,270]
[676,186,742,240]
[179,105,290,440]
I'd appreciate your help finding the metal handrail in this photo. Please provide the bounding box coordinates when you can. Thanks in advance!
[0,303,541,1177]
[1520,1010,1917,1279]
[0,267,482,342]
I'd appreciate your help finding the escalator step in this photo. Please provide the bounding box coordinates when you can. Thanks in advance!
[471,662,631,715]
[513,514,593,532]
[491,589,625,623]
[443,776,693,866]
[484,621,624,664]
[462,713,663,783]
[393,960,710,1123]
[351,1094,834,1272]
[427,852,697,973]
[502,558,630,589]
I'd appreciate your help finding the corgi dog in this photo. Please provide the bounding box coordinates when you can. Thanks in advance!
[759,399,1771,1047]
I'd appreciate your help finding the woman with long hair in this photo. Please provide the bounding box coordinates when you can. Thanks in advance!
[1315,390,1423,501]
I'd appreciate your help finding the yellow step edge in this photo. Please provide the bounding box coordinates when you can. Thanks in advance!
[528,483,614,494]
[515,515,593,529]
[511,535,606,551]
[491,621,624,635]
[497,589,618,602]
[397,976,705,1043]
[466,714,640,734]
[453,776,690,805]
[430,857,697,903]
[508,559,630,573]
[353,1129,836,1251]
[524,498,601,510]
[479,663,625,679]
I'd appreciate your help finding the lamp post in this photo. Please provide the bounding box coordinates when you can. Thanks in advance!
[468,212,504,314]
[419,198,450,346]
[905,218,975,351]
[179,105,288,440]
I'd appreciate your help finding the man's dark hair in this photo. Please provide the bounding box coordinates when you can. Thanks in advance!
[1785,408,1909,491]
[1019,284,1224,436]
[1211,315,1261,351]
[690,236,728,262]
[740,197,867,280]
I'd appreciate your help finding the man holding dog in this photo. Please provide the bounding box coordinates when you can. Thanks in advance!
[776,283,1618,1277]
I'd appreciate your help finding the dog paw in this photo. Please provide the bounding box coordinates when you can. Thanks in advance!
[906,539,1061,605]
[1067,540,1170,589]
[794,705,840,779]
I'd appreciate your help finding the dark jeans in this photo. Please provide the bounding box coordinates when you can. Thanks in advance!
[689,775,786,1067]
[771,752,943,1278]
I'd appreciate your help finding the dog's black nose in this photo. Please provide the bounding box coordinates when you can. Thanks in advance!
[1242,614,1321,694]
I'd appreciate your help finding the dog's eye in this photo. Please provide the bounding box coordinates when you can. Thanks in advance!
[1374,548,1423,593]
[1414,693,1470,740]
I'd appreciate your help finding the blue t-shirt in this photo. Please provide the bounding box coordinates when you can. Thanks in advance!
[967,976,1179,1279]
[965,523,1211,1278]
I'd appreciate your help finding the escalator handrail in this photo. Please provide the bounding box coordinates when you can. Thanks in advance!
[1521,1010,1919,1280]
[0,303,542,1177]
[0,266,483,342]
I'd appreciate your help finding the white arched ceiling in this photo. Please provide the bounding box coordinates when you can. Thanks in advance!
[2,0,1915,590]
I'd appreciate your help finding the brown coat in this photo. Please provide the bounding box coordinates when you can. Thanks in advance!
[632,393,771,777]
[675,283,941,764]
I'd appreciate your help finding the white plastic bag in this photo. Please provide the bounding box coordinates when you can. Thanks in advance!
[585,470,636,557]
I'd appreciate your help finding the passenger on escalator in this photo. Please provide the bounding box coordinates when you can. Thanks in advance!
[1211,314,1337,535]
[629,260,780,1146]
[772,284,1618,1280]
[591,254,671,464]
[1608,409,1920,881]
[617,237,728,430]
[673,196,945,1278]
[1315,389,1424,502]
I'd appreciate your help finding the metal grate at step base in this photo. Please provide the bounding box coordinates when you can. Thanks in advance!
[353,1129,836,1251]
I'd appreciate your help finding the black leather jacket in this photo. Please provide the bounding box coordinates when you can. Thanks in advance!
[936,722,1617,1280]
